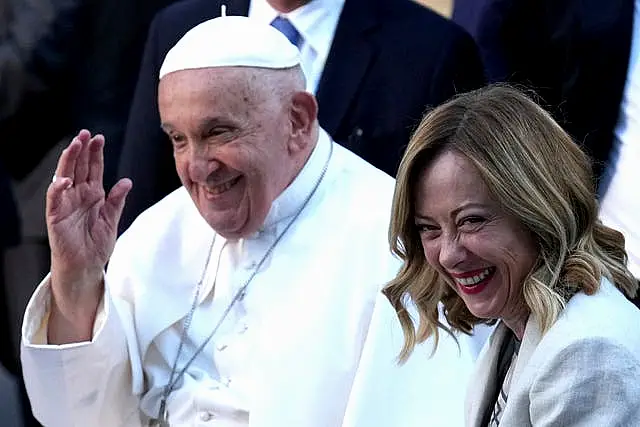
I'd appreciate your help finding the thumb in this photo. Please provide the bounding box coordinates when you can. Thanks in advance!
[103,178,133,229]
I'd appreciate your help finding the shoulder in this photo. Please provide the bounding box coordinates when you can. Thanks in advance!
[516,281,640,424]
[122,187,201,233]
[107,187,214,297]
[526,335,640,425]
[328,140,396,217]
[147,0,225,53]
[153,0,223,25]
[366,0,479,76]
[113,188,209,264]
[310,135,400,264]
[374,0,473,46]
[544,278,640,351]
[377,0,463,32]
[526,278,640,380]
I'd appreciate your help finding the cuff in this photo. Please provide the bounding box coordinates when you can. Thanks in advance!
[21,273,108,348]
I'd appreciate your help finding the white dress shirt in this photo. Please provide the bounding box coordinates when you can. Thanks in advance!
[248,0,345,93]
[599,0,640,278]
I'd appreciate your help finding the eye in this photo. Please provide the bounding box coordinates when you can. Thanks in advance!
[205,126,232,138]
[458,216,486,230]
[415,222,440,238]
[169,134,187,149]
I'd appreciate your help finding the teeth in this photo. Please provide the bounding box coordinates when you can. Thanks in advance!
[455,268,492,287]
[207,178,237,195]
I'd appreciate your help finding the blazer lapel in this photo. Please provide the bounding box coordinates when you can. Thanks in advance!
[465,322,510,427]
[507,314,541,393]
[315,0,379,136]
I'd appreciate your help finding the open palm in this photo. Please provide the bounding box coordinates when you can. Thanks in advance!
[47,130,132,279]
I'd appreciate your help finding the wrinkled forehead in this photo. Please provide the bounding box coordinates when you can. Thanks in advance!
[158,66,263,110]
[160,66,249,89]
[158,67,264,129]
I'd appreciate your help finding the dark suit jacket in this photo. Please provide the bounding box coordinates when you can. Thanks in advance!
[452,0,634,183]
[116,0,485,233]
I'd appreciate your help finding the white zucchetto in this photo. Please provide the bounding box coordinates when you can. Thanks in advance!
[159,15,302,80]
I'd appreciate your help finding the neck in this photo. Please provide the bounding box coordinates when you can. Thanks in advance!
[502,311,529,341]
[267,0,310,13]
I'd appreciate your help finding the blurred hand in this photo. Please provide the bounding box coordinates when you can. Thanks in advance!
[46,130,131,335]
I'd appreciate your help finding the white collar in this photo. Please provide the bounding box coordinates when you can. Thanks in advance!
[259,127,333,232]
[248,0,345,65]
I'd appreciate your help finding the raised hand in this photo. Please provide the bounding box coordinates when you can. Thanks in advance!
[46,129,132,343]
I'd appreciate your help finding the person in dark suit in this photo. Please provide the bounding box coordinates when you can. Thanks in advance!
[451,0,633,183]
[116,0,486,234]
[452,0,640,308]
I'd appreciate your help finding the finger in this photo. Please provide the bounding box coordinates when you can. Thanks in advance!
[103,178,133,230]
[74,131,94,184]
[54,138,82,182]
[88,134,105,184]
[46,177,74,218]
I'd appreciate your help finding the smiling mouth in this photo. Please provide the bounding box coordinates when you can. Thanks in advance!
[452,267,496,295]
[205,176,241,196]
[453,267,495,286]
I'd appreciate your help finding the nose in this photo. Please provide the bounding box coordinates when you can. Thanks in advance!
[438,234,467,270]
[187,144,221,182]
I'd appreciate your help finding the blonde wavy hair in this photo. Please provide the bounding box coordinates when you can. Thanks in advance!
[384,85,638,362]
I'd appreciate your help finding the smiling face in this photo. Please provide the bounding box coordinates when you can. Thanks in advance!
[414,150,537,328]
[158,67,312,239]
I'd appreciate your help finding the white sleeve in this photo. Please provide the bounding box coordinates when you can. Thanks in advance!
[20,275,144,427]
[530,338,640,426]
[342,293,476,427]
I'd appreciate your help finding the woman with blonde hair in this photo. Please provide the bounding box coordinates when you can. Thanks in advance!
[385,85,640,426]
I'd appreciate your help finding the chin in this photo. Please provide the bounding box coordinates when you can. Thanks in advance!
[464,300,501,321]
[207,213,263,240]
[468,310,497,321]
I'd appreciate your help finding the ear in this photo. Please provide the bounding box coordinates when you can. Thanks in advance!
[287,91,318,154]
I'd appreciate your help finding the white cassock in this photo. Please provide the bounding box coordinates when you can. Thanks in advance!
[20,129,489,427]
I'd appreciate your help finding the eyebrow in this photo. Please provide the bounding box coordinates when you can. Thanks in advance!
[414,202,491,221]
[160,117,233,133]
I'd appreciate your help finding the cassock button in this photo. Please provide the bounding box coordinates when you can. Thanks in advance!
[200,411,214,422]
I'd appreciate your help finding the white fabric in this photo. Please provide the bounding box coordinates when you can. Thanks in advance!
[248,0,344,93]
[343,300,493,427]
[600,0,640,278]
[466,278,640,427]
[159,15,301,80]
[20,128,488,427]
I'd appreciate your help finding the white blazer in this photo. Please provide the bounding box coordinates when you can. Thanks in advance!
[466,278,640,427]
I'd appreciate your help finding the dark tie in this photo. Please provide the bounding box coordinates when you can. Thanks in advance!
[270,16,302,48]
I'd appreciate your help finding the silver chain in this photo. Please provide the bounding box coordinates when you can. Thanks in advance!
[151,141,334,425]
